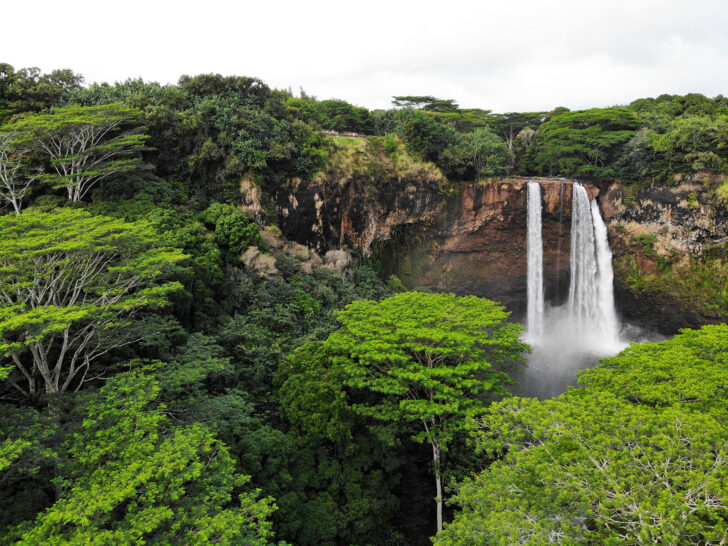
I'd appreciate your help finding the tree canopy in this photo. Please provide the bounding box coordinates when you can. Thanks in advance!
[324,292,526,532]
[438,325,728,544]
[0,209,186,404]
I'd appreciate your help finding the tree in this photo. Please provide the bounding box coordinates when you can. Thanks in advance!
[398,111,457,164]
[324,292,526,532]
[9,103,149,201]
[0,64,84,121]
[439,394,728,544]
[441,127,513,180]
[13,367,277,544]
[0,132,41,213]
[527,107,640,181]
[438,325,728,544]
[0,209,186,406]
[392,96,459,112]
[485,111,546,149]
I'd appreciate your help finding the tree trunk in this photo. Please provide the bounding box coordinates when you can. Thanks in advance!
[432,440,443,533]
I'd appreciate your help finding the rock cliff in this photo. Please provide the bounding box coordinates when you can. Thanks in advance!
[268,162,728,334]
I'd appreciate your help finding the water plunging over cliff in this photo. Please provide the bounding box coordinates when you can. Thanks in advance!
[517,181,627,399]
[526,181,544,342]
[567,183,621,348]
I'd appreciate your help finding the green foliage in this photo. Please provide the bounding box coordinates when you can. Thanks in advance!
[7,103,149,201]
[438,325,728,545]
[440,394,728,545]
[323,292,526,530]
[527,107,640,181]
[287,97,373,134]
[201,202,266,261]
[0,209,186,400]
[14,367,277,545]
[0,64,84,122]
[327,292,525,440]
[441,127,513,180]
[398,111,458,164]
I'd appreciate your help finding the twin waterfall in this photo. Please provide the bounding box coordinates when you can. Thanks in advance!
[525,181,621,349]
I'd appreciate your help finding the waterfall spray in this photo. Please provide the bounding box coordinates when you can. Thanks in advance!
[526,181,544,342]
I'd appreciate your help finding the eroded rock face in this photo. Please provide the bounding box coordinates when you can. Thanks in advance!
[272,171,728,333]
[275,176,595,317]
[378,179,597,317]
[274,177,443,254]
[600,178,728,333]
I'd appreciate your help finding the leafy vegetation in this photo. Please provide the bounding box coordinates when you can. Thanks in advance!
[438,325,728,544]
[2,62,728,544]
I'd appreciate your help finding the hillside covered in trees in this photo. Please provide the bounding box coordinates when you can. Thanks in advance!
[2,63,728,544]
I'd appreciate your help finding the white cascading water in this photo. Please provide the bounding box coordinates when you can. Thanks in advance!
[526,181,544,343]
[567,183,621,348]
[567,183,599,329]
[518,181,626,399]
[591,198,620,343]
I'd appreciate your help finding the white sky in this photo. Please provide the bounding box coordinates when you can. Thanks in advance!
[3,0,728,113]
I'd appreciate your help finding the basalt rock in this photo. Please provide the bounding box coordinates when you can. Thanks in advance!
[271,169,728,334]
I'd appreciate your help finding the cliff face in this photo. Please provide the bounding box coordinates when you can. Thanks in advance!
[379,179,601,317]
[600,177,728,333]
[270,166,728,334]
[274,176,597,318]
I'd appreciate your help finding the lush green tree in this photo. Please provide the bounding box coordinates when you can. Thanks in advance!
[0,132,41,213]
[398,111,458,165]
[485,111,546,149]
[579,324,728,416]
[441,127,513,180]
[9,103,149,201]
[324,292,526,532]
[0,209,186,405]
[438,325,728,544]
[439,394,728,544]
[200,203,266,263]
[527,107,639,181]
[12,367,277,545]
[0,64,84,121]
[392,96,458,112]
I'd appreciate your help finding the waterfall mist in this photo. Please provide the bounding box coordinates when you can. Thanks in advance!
[517,182,628,399]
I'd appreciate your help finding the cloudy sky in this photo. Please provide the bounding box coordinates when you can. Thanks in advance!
[3,0,727,112]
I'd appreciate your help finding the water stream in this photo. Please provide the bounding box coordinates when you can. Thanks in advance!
[516,182,630,399]
[526,181,544,342]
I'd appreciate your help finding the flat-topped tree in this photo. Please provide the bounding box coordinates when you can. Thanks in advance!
[325,292,526,533]
[9,103,149,202]
[0,209,186,408]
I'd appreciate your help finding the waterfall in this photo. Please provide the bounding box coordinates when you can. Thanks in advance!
[591,199,620,341]
[567,183,621,346]
[526,181,544,342]
[518,181,626,399]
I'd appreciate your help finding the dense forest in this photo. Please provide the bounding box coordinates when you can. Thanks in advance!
[1,63,728,544]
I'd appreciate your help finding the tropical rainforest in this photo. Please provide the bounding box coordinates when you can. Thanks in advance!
[1,62,728,544]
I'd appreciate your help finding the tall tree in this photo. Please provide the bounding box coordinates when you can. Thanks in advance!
[0,209,186,406]
[9,103,149,201]
[324,292,526,532]
[438,325,728,544]
[0,132,41,213]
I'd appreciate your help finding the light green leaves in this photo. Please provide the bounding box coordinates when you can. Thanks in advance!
[439,325,728,544]
[0,209,187,398]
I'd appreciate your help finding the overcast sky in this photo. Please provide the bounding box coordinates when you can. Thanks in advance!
[3,0,727,112]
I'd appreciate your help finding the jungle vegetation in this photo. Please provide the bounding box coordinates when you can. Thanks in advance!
[1,62,728,544]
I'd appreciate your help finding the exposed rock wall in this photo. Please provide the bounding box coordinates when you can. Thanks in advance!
[600,177,728,333]
[271,171,728,334]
